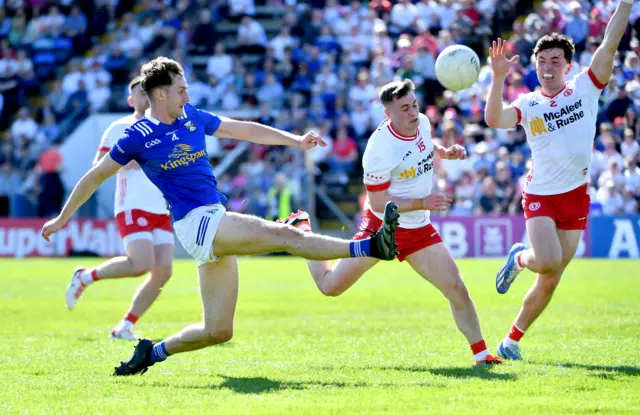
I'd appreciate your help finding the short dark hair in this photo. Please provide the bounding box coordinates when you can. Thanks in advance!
[534,33,575,63]
[378,79,415,106]
[140,57,184,99]
[128,75,144,93]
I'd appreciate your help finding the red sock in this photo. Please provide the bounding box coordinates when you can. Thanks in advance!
[508,324,525,342]
[91,268,99,281]
[516,252,525,269]
[470,340,487,355]
[124,313,139,324]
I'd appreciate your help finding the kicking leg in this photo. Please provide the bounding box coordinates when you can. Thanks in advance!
[66,238,155,310]
[111,243,174,340]
[406,243,501,364]
[213,204,398,261]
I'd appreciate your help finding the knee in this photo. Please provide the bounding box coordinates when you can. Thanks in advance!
[537,253,563,275]
[130,258,153,277]
[318,282,344,297]
[443,277,472,305]
[151,265,173,286]
[203,328,233,346]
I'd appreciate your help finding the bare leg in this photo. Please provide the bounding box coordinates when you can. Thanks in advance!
[125,243,173,318]
[307,257,379,296]
[214,213,358,260]
[513,229,581,331]
[94,239,155,279]
[406,243,483,344]
[162,256,238,355]
[518,217,564,275]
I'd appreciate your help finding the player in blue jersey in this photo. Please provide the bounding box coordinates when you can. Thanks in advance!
[40,57,399,376]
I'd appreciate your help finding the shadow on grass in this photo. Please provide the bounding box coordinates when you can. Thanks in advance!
[536,362,640,378]
[176,375,373,394]
[384,365,517,381]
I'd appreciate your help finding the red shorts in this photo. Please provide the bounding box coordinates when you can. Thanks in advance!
[353,210,443,261]
[115,209,173,245]
[522,184,590,230]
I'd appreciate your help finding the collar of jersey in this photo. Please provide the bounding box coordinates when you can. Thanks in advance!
[144,108,187,126]
[539,83,567,99]
[388,120,418,141]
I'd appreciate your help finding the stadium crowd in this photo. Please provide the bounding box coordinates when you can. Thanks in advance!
[0,0,639,222]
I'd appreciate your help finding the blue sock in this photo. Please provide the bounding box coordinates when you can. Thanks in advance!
[150,341,170,363]
[349,238,371,257]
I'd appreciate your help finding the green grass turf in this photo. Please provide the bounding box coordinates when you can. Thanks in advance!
[0,258,638,414]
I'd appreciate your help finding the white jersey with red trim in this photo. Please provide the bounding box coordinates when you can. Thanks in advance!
[98,114,168,215]
[362,113,435,229]
[510,68,606,195]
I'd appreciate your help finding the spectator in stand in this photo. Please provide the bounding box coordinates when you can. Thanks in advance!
[36,139,65,217]
[11,107,38,143]
[237,16,267,55]
[190,9,216,55]
[595,180,624,215]
[328,126,358,175]
[0,162,21,217]
[206,43,233,81]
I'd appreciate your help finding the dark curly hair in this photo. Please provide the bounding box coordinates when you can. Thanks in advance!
[140,57,184,100]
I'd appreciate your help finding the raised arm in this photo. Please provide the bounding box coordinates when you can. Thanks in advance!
[590,0,633,85]
[41,154,123,241]
[215,116,327,150]
[485,38,521,129]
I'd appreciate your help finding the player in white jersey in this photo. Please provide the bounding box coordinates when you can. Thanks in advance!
[282,80,503,365]
[65,76,174,340]
[485,0,633,361]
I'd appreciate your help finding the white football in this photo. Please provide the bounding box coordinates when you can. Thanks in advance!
[435,45,481,91]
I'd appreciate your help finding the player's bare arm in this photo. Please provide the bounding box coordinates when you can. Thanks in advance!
[590,0,633,85]
[368,188,452,213]
[41,154,123,241]
[485,38,521,129]
[216,116,327,150]
[94,150,139,170]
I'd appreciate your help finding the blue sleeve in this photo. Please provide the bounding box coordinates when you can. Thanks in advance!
[193,106,221,136]
[109,130,138,165]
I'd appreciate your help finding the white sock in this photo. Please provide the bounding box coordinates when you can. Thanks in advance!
[515,252,525,271]
[504,324,525,347]
[79,269,95,285]
[474,349,489,361]
[114,319,134,332]
[504,337,519,347]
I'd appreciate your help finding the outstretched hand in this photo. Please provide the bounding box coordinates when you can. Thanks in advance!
[298,131,328,150]
[489,38,520,77]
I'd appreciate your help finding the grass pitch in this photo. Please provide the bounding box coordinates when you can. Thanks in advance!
[1,258,638,414]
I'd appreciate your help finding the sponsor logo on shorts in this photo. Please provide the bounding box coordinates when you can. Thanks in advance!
[529,202,541,211]
[137,217,148,227]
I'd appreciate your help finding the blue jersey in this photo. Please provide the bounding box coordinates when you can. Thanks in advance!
[109,103,227,221]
